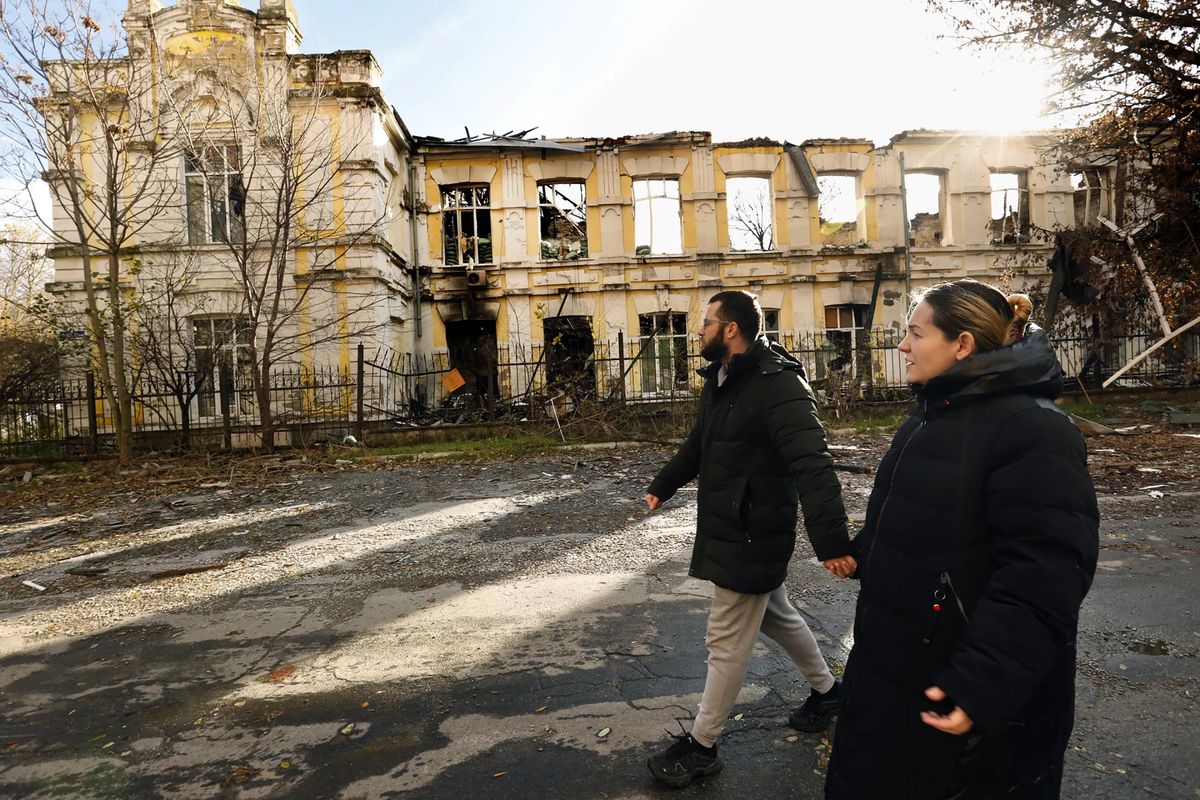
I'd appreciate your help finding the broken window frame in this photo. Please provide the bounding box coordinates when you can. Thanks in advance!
[816,174,861,246]
[192,316,254,419]
[820,304,868,379]
[184,145,245,245]
[637,311,689,394]
[441,184,493,266]
[989,170,1030,245]
[633,177,683,256]
[543,315,597,393]
[762,308,781,343]
[726,175,775,252]
[904,171,948,247]
[538,181,589,261]
[1071,167,1112,228]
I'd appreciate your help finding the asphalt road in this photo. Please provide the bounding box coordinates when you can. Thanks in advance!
[0,442,1196,799]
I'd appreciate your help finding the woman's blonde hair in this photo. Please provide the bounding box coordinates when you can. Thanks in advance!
[914,280,1033,353]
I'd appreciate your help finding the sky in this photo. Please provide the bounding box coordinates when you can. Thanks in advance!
[8,0,1071,231]
[277,0,1069,145]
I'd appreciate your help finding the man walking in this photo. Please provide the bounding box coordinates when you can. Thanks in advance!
[644,290,857,788]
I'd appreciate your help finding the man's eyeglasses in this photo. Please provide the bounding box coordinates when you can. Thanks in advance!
[702,319,729,329]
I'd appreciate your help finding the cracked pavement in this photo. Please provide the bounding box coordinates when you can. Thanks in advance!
[0,432,1197,799]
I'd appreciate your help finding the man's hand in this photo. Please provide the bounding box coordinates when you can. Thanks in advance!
[645,494,663,511]
[822,555,857,579]
[920,686,974,735]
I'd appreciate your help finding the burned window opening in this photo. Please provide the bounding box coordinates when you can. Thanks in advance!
[727,176,774,251]
[904,172,944,247]
[445,319,499,410]
[539,182,588,261]
[185,145,245,245]
[441,185,493,265]
[821,304,868,377]
[637,311,688,393]
[1072,168,1111,228]
[543,315,596,395]
[633,178,682,256]
[817,175,859,246]
[989,171,1029,244]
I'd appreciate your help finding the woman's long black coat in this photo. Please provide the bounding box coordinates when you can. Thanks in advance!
[826,329,1099,799]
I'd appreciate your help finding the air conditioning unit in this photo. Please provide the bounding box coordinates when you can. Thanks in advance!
[465,268,486,288]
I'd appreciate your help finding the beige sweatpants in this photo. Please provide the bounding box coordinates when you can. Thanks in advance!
[690,582,835,747]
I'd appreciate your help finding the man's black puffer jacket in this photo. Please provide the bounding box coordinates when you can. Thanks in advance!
[647,337,850,595]
[826,327,1100,799]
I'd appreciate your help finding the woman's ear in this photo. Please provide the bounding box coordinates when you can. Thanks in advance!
[954,331,976,361]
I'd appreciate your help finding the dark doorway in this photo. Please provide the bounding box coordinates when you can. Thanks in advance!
[445,319,499,410]
[543,315,596,397]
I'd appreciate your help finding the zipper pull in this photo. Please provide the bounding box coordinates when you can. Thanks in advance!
[922,587,947,645]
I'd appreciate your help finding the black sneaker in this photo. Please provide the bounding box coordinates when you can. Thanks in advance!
[788,679,842,732]
[646,730,723,788]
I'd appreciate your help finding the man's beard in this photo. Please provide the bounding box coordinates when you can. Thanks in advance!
[700,336,728,363]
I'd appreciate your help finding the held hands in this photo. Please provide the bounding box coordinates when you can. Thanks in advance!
[822,555,857,579]
[920,686,974,735]
[645,494,663,511]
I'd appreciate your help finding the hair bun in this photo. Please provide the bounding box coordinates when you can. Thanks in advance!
[1008,293,1033,323]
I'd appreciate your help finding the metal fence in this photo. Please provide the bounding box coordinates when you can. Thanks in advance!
[2,328,1196,460]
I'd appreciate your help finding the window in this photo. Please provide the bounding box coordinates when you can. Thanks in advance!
[539,182,588,260]
[821,304,867,376]
[192,317,253,418]
[441,185,493,265]
[904,172,945,247]
[1072,168,1111,227]
[817,175,859,245]
[989,171,1029,244]
[633,178,682,255]
[543,315,596,394]
[727,176,774,251]
[762,308,781,343]
[638,312,689,393]
[185,146,245,245]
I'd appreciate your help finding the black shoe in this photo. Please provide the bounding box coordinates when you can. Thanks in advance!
[646,730,723,788]
[788,679,842,732]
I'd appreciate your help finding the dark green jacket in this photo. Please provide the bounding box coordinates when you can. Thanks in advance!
[647,337,850,594]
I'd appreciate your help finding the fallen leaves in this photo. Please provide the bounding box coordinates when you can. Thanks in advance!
[223,764,259,786]
[265,665,296,683]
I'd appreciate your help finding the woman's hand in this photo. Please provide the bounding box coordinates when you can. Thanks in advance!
[822,555,857,579]
[645,494,662,511]
[920,686,974,734]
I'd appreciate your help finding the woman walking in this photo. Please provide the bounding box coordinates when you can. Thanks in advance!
[826,280,1099,799]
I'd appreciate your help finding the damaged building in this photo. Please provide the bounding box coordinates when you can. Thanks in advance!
[413,129,1114,400]
[43,0,1124,421]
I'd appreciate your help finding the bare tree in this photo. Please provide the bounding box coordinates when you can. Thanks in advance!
[0,220,50,321]
[0,220,61,399]
[729,183,775,251]
[929,0,1200,326]
[0,0,185,461]
[125,250,211,448]
[162,50,390,452]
